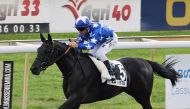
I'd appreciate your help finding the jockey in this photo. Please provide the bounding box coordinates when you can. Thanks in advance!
[69,16,118,76]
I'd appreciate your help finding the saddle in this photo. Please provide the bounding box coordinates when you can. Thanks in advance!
[89,56,127,87]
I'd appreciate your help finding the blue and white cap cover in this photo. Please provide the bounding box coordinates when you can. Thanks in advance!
[75,16,91,28]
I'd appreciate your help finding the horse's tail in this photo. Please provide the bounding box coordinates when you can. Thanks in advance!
[146,58,180,86]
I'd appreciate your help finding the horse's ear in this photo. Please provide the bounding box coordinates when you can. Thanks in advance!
[40,33,46,42]
[48,34,53,43]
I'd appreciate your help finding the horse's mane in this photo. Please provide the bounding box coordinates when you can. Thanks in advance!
[71,48,93,58]
[53,40,93,58]
[54,40,65,46]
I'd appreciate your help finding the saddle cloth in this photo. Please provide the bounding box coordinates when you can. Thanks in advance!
[89,56,127,87]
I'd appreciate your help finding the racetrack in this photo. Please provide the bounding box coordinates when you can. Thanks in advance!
[1,31,190,109]
[1,49,190,109]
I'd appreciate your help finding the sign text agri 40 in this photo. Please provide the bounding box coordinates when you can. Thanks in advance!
[81,4,131,22]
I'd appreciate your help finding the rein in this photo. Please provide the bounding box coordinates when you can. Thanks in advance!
[40,41,86,79]
[40,42,71,70]
[53,46,71,62]
[64,46,71,55]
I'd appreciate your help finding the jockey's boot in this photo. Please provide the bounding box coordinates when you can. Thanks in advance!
[103,60,114,76]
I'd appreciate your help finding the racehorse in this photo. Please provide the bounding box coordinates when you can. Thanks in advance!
[30,34,179,109]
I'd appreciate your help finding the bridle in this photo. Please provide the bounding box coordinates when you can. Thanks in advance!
[38,41,87,79]
[40,41,71,70]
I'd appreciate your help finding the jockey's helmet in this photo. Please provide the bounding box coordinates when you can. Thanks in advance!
[75,16,91,31]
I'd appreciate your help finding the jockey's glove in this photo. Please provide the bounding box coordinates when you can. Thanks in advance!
[69,41,78,48]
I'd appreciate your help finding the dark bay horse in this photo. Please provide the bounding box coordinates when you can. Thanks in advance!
[30,34,179,109]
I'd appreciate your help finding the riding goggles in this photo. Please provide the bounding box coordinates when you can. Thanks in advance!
[76,27,87,31]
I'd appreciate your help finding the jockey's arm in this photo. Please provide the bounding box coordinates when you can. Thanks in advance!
[78,41,96,50]
[77,33,98,49]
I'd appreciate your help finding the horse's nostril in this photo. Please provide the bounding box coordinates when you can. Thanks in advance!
[30,66,38,73]
[41,62,47,69]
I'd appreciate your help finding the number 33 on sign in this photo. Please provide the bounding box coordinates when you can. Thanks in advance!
[21,0,40,16]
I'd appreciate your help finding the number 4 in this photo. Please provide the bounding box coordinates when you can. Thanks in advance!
[112,5,121,21]
[112,5,131,21]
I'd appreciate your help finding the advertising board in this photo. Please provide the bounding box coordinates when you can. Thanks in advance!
[0,61,13,109]
[141,0,190,31]
[4,0,190,32]
[0,0,140,33]
[165,54,190,109]
[50,0,140,32]
[0,0,49,33]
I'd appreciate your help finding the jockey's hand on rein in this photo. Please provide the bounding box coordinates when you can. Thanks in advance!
[69,41,78,48]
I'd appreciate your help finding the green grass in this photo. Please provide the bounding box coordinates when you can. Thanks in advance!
[0,30,190,109]
[1,48,190,109]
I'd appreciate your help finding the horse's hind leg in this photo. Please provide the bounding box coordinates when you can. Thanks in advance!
[133,95,152,109]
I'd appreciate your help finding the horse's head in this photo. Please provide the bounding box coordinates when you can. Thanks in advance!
[30,34,69,75]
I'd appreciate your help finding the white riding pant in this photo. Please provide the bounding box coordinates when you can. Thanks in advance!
[89,33,118,61]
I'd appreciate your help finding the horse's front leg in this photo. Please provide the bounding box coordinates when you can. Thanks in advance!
[58,91,83,109]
